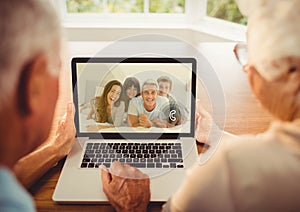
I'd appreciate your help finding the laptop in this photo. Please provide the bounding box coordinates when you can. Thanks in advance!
[53,57,198,203]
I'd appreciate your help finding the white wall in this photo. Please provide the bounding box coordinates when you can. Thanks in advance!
[64,27,230,44]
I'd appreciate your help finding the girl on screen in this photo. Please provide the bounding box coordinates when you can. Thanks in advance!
[120,77,140,112]
[119,77,140,124]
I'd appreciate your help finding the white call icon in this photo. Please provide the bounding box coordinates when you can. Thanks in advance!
[169,109,177,122]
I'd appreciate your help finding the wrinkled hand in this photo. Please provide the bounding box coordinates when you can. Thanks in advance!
[101,161,150,212]
[49,102,76,159]
[195,100,215,144]
[139,113,152,128]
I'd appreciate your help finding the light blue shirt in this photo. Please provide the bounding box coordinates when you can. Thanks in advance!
[0,167,35,212]
[128,96,169,121]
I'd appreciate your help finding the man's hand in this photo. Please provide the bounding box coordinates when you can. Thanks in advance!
[139,113,152,128]
[49,102,76,159]
[101,161,150,212]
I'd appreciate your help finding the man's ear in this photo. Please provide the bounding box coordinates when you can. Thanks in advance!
[287,66,300,95]
[17,54,48,116]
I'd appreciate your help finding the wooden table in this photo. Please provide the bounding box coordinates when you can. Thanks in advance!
[30,42,273,211]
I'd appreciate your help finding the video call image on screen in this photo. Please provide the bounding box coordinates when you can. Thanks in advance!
[77,61,193,134]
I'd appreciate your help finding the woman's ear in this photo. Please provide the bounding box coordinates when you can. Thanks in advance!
[17,54,48,116]
[245,65,270,103]
[245,65,260,92]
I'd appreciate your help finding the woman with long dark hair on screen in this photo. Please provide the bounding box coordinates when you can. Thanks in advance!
[86,80,125,131]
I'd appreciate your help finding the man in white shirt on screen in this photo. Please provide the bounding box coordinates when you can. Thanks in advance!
[127,79,169,128]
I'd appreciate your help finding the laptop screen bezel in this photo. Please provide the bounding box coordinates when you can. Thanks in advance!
[72,57,197,139]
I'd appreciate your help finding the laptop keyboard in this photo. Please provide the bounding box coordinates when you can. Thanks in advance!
[80,142,184,169]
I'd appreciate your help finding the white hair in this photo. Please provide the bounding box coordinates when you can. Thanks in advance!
[142,79,159,91]
[236,0,300,81]
[0,0,62,109]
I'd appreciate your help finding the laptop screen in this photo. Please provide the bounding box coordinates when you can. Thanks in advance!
[72,57,196,139]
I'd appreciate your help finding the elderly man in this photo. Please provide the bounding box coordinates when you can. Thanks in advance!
[101,0,300,211]
[0,0,75,210]
[127,79,169,128]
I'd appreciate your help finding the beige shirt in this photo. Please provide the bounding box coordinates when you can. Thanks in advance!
[164,119,300,211]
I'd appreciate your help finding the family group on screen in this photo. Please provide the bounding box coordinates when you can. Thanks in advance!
[80,76,187,132]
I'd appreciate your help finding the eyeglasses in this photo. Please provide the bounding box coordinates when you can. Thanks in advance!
[233,43,248,67]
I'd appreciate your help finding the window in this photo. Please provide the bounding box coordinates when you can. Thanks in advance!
[54,0,246,42]
[57,0,245,25]
[65,0,185,14]
[207,0,247,25]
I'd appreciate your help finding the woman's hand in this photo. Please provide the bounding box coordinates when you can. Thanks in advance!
[195,100,216,144]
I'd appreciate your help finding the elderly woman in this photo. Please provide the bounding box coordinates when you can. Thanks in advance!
[99,0,300,211]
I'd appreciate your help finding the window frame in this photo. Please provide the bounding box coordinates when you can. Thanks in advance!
[52,0,246,42]
[53,0,206,26]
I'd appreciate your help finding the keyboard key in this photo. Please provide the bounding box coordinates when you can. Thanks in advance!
[170,163,176,168]
[147,163,155,168]
[150,154,156,158]
[88,163,95,168]
[103,163,111,168]
[161,158,167,163]
[168,159,183,163]
[171,154,177,158]
[154,158,160,163]
[130,163,146,168]
[81,163,88,168]
[85,150,95,154]
[83,158,90,163]
[156,163,162,168]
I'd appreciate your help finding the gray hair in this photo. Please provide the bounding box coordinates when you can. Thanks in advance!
[142,79,159,91]
[0,0,62,108]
